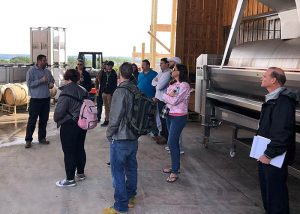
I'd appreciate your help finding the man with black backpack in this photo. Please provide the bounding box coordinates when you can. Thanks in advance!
[104,62,141,214]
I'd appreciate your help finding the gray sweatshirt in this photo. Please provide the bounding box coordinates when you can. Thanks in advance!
[26,65,54,99]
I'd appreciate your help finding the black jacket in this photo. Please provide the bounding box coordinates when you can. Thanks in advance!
[130,71,139,85]
[106,80,139,141]
[100,70,117,95]
[257,88,298,165]
[80,70,92,92]
[54,82,88,127]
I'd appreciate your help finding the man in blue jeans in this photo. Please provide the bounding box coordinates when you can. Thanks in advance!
[104,62,139,214]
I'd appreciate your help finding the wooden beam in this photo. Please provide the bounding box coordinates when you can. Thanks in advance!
[148,31,170,52]
[155,24,171,32]
[132,52,171,58]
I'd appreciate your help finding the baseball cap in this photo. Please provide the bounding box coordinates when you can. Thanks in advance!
[167,57,182,64]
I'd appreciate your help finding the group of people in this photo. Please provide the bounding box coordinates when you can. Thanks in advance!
[104,58,191,213]
[24,54,297,214]
[76,59,118,126]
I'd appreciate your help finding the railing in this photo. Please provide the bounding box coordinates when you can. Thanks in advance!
[236,13,281,45]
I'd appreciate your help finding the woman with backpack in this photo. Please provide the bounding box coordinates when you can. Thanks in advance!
[162,64,190,183]
[54,69,89,187]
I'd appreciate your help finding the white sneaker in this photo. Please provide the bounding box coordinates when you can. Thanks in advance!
[56,179,76,187]
[168,150,185,155]
[75,173,86,181]
[165,146,170,151]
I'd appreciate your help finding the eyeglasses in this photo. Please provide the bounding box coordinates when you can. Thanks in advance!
[77,63,83,66]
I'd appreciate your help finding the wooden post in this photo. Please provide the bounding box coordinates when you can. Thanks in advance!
[150,0,158,67]
[132,46,136,62]
[141,43,145,60]
[170,0,178,57]
[132,0,178,68]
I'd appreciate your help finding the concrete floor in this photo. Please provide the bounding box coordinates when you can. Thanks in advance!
[0,108,299,214]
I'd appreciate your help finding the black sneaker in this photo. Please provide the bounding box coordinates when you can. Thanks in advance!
[56,179,76,187]
[39,139,50,144]
[25,141,32,148]
[106,162,111,167]
[101,120,109,127]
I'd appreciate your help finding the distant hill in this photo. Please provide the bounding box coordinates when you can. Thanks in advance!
[0,54,30,60]
[0,54,132,60]
[0,54,135,68]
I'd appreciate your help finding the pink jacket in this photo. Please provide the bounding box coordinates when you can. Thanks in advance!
[162,82,190,115]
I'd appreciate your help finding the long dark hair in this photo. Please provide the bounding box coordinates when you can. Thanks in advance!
[170,64,189,85]
[132,63,138,72]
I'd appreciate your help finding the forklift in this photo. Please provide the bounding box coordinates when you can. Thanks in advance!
[77,52,103,70]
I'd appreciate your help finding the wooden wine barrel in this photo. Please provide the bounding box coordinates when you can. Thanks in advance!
[49,84,57,98]
[0,85,3,102]
[0,84,12,103]
[4,83,29,106]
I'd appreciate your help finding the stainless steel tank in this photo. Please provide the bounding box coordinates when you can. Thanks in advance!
[196,38,300,177]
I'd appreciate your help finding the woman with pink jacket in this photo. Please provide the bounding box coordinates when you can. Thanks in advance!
[162,64,190,182]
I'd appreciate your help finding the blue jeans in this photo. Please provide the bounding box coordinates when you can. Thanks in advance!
[166,115,187,174]
[110,140,138,212]
[167,133,184,151]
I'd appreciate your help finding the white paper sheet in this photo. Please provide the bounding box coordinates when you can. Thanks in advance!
[250,135,286,168]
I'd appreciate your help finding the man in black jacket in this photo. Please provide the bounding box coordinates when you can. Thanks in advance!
[76,59,92,92]
[257,67,298,214]
[100,61,117,126]
[104,62,139,214]
[95,61,107,122]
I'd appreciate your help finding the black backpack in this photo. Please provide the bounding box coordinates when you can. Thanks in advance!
[118,86,156,136]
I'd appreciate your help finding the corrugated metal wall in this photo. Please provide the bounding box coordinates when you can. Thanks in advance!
[175,0,272,82]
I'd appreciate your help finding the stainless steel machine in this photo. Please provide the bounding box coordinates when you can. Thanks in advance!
[195,0,300,177]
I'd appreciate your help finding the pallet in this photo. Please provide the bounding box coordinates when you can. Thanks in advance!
[0,103,28,115]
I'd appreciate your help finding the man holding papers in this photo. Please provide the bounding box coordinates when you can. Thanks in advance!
[256,67,298,214]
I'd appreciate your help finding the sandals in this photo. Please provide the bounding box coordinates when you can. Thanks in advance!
[166,173,178,183]
[162,168,180,174]
[163,168,172,173]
